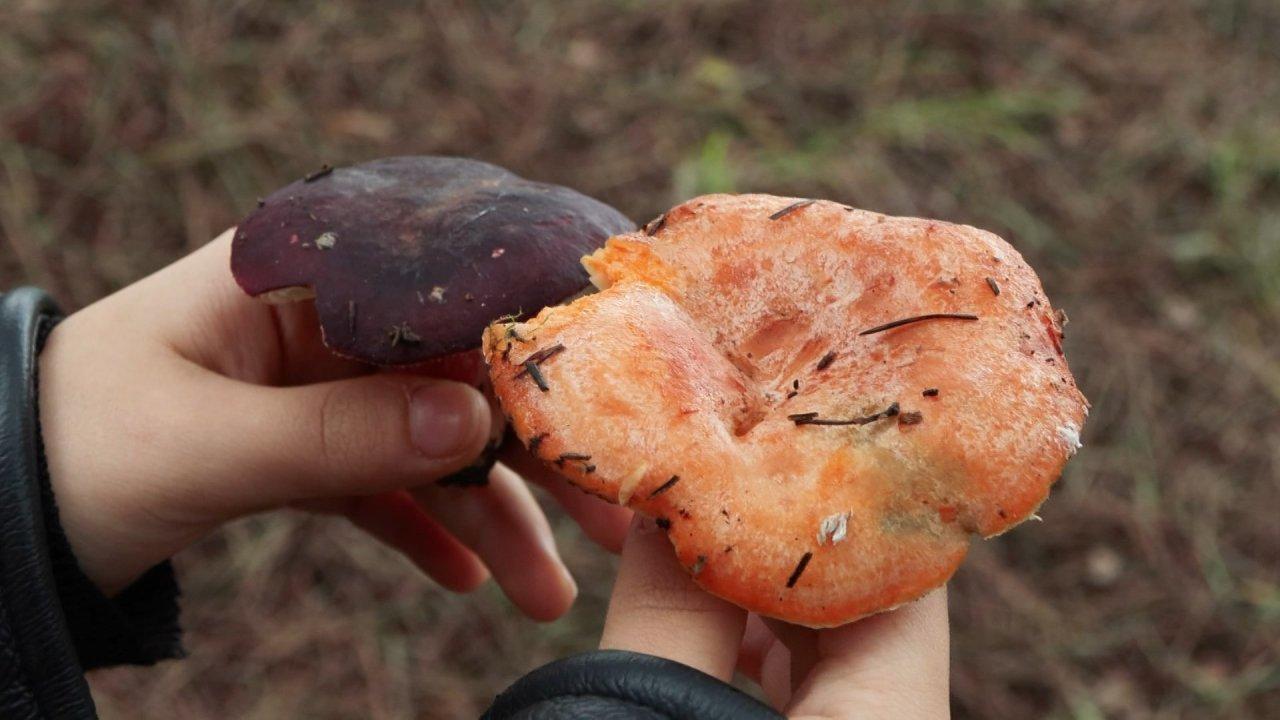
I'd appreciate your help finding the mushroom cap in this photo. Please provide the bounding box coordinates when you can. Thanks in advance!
[485,194,1088,627]
[231,156,634,365]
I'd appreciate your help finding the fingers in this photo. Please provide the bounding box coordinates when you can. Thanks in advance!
[737,614,774,682]
[305,472,578,622]
[600,517,747,680]
[169,314,583,622]
[762,617,819,696]
[787,588,951,719]
[760,633,794,709]
[193,373,492,516]
[736,613,804,707]
[411,463,577,622]
[339,491,488,592]
[499,443,632,553]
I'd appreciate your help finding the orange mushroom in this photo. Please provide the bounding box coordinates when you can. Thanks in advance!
[486,194,1087,627]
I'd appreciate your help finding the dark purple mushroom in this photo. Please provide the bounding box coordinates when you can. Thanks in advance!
[231,156,633,487]
[231,156,634,366]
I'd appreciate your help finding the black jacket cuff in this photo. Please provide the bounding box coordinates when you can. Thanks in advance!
[1,287,98,718]
[27,297,185,669]
[483,649,783,720]
[0,287,185,720]
[40,479,184,671]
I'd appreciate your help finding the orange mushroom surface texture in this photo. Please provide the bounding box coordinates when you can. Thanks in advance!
[486,194,1088,627]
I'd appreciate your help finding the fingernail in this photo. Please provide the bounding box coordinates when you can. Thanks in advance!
[409,383,487,458]
[561,564,579,604]
[537,526,578,618]
[536,559,579,623]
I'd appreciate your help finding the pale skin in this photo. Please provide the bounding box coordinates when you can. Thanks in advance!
[39,228,633,618]
[38,229,949,717]
[602,518,951,718]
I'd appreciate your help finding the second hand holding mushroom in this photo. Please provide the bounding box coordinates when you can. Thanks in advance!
[37,230,632,620]
[599,517,951,718]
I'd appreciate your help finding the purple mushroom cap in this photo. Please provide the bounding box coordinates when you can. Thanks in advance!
[231,156,634,365]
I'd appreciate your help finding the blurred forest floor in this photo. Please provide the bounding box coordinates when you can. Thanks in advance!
[2,1,1279,718]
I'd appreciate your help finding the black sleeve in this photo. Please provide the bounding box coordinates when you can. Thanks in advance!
[482,650,784,720]
[0,287,185,720]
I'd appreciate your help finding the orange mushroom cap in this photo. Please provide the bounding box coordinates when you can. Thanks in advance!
[486,194,1087,627]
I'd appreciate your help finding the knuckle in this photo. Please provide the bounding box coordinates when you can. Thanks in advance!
[314,378,410,477]
[619,576,724,619]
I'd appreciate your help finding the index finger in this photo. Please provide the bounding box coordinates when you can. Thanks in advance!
[600,516,747,680]
[499,441,632,553]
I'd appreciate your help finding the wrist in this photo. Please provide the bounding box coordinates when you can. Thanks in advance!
[37,311,206,596]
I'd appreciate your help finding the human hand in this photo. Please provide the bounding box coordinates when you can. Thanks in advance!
[599,518,950,718]
[36,229,631,618]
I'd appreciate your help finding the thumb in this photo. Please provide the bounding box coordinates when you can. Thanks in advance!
[600,517,747,680]
[188,373,492,518]
[787,588,950,719]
